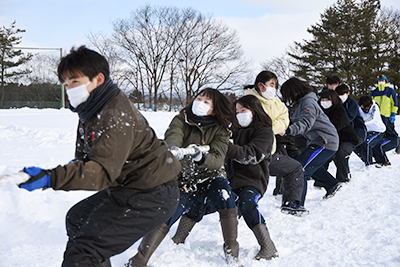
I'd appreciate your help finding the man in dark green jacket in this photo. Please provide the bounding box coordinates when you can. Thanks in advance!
[17,46,181,267]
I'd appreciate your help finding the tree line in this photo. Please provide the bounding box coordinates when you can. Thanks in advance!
[1,0,400,109]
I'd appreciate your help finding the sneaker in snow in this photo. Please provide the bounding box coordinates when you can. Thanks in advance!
[323,183,342,199]
[281,201,309,217]
[375,162,391,168]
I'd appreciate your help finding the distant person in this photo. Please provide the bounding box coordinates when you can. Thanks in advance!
[371,74,400,154]
[244,71,307,216]
[373,115,399,167]
[280,77,341,206]
[335,84,367,142]
[319,89,361,182]
[17,46,182,267]
[354,95,386,168]
[319,75,341,95]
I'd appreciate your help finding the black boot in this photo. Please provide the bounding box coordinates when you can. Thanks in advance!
[127,223,169,267]
[252,223,278,260]
[171,215,196,244]
[219,208,240,263]
[98,259,111,267]
[273,175,283,195]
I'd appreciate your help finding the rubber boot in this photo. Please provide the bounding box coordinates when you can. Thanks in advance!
[219,208,239,263]
[273,175,283,195]
[252,223,278,260]
[98,259,111,267]
[127,223,169,267]
[171,215,197,244]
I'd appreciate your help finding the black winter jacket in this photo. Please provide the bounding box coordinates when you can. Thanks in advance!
[321,104,360,146]
[225,125,274,196]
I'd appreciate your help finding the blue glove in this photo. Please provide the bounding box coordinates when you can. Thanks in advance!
[187,144,204,163]
[389,113,396,123]
[19,167,51,191]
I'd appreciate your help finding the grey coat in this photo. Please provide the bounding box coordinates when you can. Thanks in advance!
[286,92,339,151]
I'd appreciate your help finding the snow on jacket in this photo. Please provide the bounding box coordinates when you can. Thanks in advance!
[164,111,229,188]
[321,103,360,146]
[244,88,289,154]
[50,89,181,191]
[371,83,398,118]
[225,125,274,196]
[358,101,386,133]
[286,92,339,151]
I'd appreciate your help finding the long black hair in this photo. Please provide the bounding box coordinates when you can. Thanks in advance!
[182,88,238,132]
[280,77,314,105]
[243,71,278,95]
[320,89,342,107]
[234,95,272,131]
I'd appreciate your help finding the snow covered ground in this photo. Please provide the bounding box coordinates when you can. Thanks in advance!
[1,108,400,267]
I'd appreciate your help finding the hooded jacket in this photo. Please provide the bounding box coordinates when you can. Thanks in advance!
[50,89,181,191]
[244,88,289,154]
[371,83,398,118]
[286,92,339,151]
[225,125,274,196]
[164,111,229,188]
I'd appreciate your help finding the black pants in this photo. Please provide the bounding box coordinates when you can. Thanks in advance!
[269,153,304,204]
[62,181,179,267]
[324,142,354,182]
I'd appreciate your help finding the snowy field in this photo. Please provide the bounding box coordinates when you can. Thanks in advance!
[1,108,400,267]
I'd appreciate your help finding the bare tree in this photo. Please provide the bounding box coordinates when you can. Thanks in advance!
[111,5,195,110]
[22,53,59,84]
[110,5,250,109]
[87,32,134,92]
[261,49,296,85]
[173,14,249,102]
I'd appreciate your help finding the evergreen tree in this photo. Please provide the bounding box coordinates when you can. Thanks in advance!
[288,0,399,95]
[0,21,33,107]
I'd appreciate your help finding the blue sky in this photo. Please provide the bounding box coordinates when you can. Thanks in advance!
[1,0,399,68]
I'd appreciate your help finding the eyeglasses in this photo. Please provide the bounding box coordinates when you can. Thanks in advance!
[377,75,385,79]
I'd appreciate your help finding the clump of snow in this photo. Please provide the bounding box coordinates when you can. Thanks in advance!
[0,108,399,267]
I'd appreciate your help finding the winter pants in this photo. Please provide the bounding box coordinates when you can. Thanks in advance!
[62,181,179,267]
[235,187,265,229]
[166,176,236,227]
[324,142,355,182]
[296,145,338,206]
[269,153,304,204]
[354,132,385,166]
[373,134,399,164]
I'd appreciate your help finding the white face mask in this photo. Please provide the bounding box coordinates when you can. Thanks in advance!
[261,84,276,100]
[236,112,253,127]
[66,82,90,108]
[339,94,348,103]
[192,100,212,116]
[378,81,385,85]
[320,100,333,109]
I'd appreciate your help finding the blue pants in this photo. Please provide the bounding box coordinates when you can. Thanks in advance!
[235,187,264,229]
[296,145,339,206]
[373,135,399,163]
[354,132,385,165]
[372,116,399,164]
[166,176,236,227]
